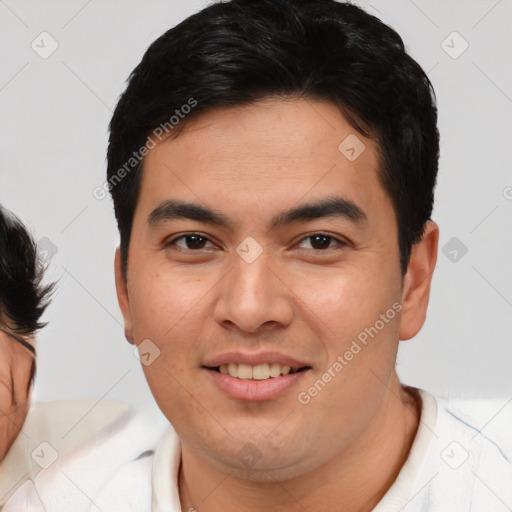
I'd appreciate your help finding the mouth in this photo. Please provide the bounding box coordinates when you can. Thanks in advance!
[202,361,313,401]
[205,363,312,380]
[201,351,313,401]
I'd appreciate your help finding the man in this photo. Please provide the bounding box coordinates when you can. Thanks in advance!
[15,0,511,510]
[105,0,511,510]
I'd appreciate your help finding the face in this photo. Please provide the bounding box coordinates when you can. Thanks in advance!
[0,328,34,461]
[116,97,438,479]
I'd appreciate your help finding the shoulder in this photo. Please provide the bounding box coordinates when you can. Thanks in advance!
[5,399,169,511]
[436,393,512,464]
[405,390,512,511]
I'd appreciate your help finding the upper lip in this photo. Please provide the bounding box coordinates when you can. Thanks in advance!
[202,351,312,370]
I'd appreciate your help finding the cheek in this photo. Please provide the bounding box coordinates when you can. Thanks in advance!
[293,259,401,373]
[131,269,210,406]
[140,337,208,438]
[129,267,208,343]
[288,261,386,334]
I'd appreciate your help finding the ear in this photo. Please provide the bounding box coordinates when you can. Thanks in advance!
[399,221,439,340]
[114,248,135,345]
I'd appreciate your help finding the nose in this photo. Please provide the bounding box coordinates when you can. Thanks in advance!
[212,247,294,335]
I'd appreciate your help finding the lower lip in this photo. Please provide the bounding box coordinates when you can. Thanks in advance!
[204,368,310,401]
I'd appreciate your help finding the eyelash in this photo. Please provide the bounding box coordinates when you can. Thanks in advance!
[164,232,348,253]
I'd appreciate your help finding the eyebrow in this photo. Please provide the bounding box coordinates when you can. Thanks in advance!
[148,195,368,231]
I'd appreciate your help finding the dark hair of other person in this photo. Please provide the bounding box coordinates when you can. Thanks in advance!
[107,0,439,278]
[0,206,55,386]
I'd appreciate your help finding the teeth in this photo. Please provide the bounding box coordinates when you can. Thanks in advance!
[269,363,282,378]
[253,364,270,380]
[237,364,252,380]
[218,363,295,380]
[228,363,238,378]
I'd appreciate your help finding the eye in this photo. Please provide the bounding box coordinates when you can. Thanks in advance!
[295,233,347,251]
[165,233,216,251]
[165,232,347,253]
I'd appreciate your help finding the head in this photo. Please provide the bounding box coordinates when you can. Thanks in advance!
[0,205,54,461]
[110,0,439,479]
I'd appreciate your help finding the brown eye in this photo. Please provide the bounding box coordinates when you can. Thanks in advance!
[167,233,214,250]
[297,233,346,251]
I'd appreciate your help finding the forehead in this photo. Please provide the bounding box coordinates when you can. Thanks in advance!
[135,97,394,231]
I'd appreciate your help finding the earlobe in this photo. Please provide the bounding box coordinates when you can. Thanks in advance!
[114,248,135,345]
[399,221,439,341]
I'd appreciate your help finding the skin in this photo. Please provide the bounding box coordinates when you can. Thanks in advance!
[0,329,34,462]
[115,97,439,512]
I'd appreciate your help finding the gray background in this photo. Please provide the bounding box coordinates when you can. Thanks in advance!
[0,0,511,409]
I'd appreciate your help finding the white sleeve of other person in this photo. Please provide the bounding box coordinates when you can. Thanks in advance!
[2,400,168,512]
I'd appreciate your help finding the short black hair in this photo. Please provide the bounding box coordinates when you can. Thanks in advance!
[0,206,54,337]
[107,0,439,277]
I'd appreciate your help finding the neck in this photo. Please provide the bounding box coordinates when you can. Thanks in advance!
[178,376,421,512]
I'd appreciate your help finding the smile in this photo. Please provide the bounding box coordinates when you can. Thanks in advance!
[204,365,312,401]
[211,363,310,380]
